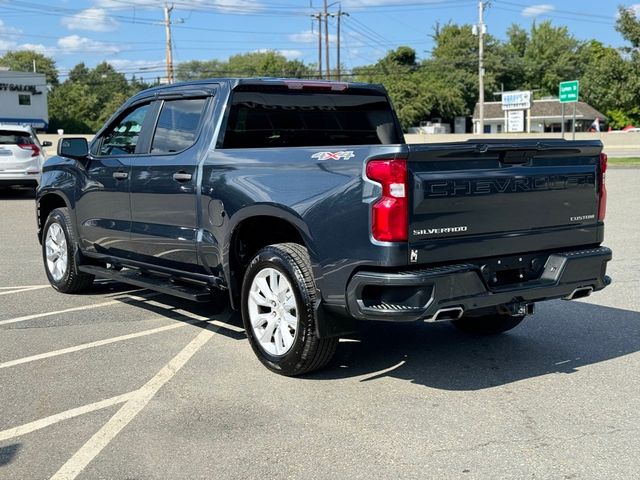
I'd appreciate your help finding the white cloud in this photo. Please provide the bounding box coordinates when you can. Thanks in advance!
[628,4,640,16]
[17,43,49,54]
[106,58,165,71]
[254,48,303,59]
[0,39,17,51]
[57,35,121,54]
[289,30,336,44]
[0,19,21,37]
[522,4,555,17]
[61,8,118,32]
[277,49,303,59]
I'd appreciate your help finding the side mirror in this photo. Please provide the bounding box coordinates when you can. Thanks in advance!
[41,140,53,147]
[58,137,88,159]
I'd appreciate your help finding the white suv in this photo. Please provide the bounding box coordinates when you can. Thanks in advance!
[0,124,51,188]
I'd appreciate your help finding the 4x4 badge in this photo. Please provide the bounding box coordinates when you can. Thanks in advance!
[312,151,355,161]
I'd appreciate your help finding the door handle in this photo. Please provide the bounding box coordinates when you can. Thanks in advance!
[113,171,128,180]
[173,172,192,182]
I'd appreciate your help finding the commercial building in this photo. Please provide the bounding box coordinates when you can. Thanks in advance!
[0,70,49,130]
[473,98,607,134]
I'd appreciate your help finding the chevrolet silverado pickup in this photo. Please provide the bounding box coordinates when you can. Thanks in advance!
[36,78,612,375]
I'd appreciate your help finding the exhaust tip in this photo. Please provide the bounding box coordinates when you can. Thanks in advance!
[564,286,594,301]
[425,306,464,322]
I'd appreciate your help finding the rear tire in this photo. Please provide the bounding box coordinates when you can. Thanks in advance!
[241,243,337,376]
[452,313,525,335]
[42,207,94,293]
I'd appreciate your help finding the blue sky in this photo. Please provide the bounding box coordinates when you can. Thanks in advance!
[0,0,638,82]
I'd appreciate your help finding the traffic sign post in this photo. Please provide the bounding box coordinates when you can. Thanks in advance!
[559,80,579,140]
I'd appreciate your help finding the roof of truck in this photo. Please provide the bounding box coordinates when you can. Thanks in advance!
[131,77,387,100]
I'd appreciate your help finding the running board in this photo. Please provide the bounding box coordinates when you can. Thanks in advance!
[79,265,212,302]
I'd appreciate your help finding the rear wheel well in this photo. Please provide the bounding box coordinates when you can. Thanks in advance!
[38,194,67,242]
[229,216,307,305]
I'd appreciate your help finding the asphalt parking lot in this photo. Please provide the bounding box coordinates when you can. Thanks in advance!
[0,169,639,480]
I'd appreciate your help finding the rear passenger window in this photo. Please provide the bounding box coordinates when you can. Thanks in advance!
[151,98,207,154]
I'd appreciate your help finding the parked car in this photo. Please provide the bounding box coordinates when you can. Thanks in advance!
[0,124,51,188]
[36,78,612,375]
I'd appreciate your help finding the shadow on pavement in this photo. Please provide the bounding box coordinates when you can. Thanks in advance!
[311,301,640,390]
[0,188,36,200]
[107,285,640,390]
[0,444,21,467]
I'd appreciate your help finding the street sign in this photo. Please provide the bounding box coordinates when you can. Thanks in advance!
[502,91,531,111]
[559,80,579,103]
[507,110,525,132]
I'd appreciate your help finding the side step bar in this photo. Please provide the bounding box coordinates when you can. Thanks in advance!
[79,265,213,302]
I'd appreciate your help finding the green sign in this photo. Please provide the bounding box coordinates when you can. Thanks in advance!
[559,80,579,103]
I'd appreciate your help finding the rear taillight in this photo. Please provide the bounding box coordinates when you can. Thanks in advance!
[366,158,408,242]
[18,143,40,157]
[598,153,607,221]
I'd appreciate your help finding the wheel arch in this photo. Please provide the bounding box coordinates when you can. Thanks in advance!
[224,205,314,310]
[37,191,72,244]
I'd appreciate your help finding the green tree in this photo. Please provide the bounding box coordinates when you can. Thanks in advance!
[0,50,59,86]
[579,40,637,128]
[616,6,640,49]
[49,62,148,133]
[354,46,465,129]
[176,51,313,80]
[49,82,98,133]
[522,21,581,96]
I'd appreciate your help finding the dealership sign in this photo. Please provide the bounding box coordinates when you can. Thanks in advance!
[501,91,531,111]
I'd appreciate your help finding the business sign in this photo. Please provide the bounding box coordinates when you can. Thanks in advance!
[502,90,531,111]
[507,110,525,133]
[0,83,38,94]
[559,80,579,103]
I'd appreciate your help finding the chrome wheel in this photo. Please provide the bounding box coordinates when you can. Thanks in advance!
[45,223,68,281]
[247,267,298,356]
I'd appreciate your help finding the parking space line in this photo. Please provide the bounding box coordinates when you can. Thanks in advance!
[0,292,159,327]
[0,286,51,296]
[0,285,49,290]
[0,392,136,443]
[50,327,216,480]
[174,309,245,334]
[0,320,202,370]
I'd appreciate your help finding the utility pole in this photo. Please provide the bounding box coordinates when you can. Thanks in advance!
[334,9,349,81]
[324,0,330,79]
[477,1,486,134]
[163,3,174,84]
[311,13,323,79]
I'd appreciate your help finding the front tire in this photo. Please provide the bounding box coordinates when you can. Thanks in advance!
[452,313,525,335]
[42,208,94,293]
[241,243,337,376]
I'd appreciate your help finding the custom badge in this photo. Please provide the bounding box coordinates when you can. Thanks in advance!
[311,151,355,161]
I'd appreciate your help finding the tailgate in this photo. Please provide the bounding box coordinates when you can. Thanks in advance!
[408,140,603,263]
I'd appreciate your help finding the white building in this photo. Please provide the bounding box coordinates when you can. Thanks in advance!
[0,70,49,130]
[472,99,607,134]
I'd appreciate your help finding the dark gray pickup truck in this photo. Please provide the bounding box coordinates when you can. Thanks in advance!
[36,78,611,375]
